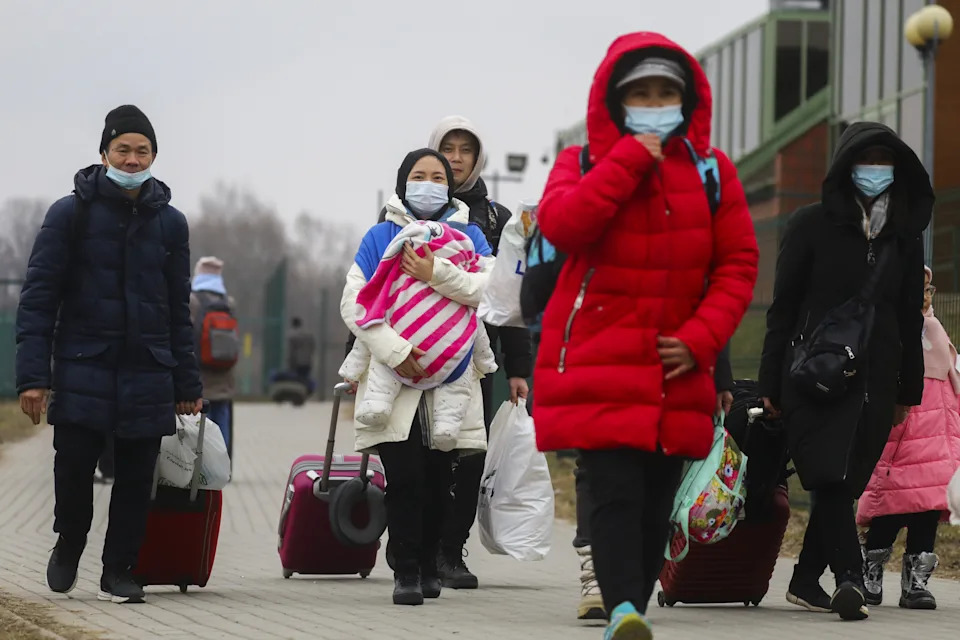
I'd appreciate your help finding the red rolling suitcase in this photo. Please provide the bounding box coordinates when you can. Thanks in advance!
[277,383,387,579]
[134,402,223,593]
[657,485,790,608]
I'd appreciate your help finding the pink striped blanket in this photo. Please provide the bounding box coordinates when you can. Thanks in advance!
[355,221,482,389]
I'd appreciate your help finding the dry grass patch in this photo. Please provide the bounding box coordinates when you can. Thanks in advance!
[546,451,960,579]
[0,590,100,640]
[0,401,38,451]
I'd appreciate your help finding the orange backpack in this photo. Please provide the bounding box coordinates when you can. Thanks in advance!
[194,292,239,370]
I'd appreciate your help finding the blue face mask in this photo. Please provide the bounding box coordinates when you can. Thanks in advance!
[105,163,152,190]
[405,181,450,218]
[623,104,685,141]
[851,164,894,198]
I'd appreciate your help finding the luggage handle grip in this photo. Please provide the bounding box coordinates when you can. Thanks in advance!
[321,383,371,493]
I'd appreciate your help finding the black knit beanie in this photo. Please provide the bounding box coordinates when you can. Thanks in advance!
[395,148,455,212]
[100,105,157,154]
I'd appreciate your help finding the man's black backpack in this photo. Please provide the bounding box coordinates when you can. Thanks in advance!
[519,140,722,330]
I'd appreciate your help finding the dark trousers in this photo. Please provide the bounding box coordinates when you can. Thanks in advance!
[53,425,161,570]
[440,374,493,551]
[573,453,592,548]
[578,448,684,615]
[208,400,232,453]
[797,482,862,586]
[866,510,941,554]
[377,415,455,573]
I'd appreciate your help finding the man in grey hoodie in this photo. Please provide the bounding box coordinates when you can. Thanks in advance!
[429,116,533,589]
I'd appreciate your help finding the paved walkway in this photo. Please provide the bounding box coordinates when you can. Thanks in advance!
[0,401,958,639]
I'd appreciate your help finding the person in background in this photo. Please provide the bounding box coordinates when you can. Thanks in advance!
[759,123,929,621]
[287,317,316,382]
[427,115,533,589]
[533,34,759,639]
[340,149,492,606]
[857,266,960,610]
[190,256,236,452]
[16,105,203,605]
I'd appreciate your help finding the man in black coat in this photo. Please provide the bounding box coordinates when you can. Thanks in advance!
[758,122,930,621]
[16,105,203,604]
[427,116,534,588]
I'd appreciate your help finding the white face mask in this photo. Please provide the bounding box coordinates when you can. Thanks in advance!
[405,181,449,218]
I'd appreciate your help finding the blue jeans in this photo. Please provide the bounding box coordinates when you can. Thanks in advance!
[207,401,232,454]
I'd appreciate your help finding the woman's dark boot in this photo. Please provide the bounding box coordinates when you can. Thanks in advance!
[831,571,868,621]
[786,564,831,613]
[899,553,938,610]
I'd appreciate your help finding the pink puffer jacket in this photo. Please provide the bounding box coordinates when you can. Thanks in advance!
[857,375,960,524]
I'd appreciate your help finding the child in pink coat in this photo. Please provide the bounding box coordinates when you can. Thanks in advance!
[857,266,960,610]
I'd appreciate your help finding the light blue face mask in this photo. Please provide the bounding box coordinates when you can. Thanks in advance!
[623,104,685,141]
[405,181,450,218]
[851,164,894,198]
[105,163,152,190]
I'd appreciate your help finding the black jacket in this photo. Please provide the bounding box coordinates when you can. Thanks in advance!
[757,122,931,493]
[360,178,534,379]
[16,165,202,438]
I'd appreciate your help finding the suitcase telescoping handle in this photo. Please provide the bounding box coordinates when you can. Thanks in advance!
[321,383,370,493]
[188,400,212,502]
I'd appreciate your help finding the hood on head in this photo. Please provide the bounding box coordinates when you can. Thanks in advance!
[73,164,171,209]
[585,32,712,164]
[428,115,486,194]
[823,122,933,236]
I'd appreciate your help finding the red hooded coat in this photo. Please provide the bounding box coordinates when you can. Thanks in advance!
[533,33,759,459]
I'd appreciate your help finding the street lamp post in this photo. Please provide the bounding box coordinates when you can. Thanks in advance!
[484,153,529,202]
[904,3,954,266]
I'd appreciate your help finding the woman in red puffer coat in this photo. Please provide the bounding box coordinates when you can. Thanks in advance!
[533,32,758,636]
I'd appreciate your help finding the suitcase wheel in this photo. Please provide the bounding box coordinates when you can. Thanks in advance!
[360,570,371,579]
[179,583,188,594]
[282,569,293,579]
[656,591,674,608]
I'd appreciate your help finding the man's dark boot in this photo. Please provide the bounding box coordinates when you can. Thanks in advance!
[785,564,831,613]
[393,571,424,606]
[438,546,478,590]
[47,535,86,594]
[420,554,442,599]
[98,565,145,604]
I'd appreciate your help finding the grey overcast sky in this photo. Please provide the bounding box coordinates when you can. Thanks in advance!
[0,0,768,228]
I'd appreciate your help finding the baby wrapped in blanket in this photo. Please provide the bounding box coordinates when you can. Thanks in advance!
[340,220,497,451]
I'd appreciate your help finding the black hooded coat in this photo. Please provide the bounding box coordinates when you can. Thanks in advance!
[758,122,932,495]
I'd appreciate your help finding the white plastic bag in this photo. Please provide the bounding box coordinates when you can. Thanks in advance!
[156,414,231,490]
[156,429,196,488]
[477,400,554,561]
[948,464,960,526]
[478,200,537,328]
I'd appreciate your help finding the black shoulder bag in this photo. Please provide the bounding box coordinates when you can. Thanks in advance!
[788,243,893,401]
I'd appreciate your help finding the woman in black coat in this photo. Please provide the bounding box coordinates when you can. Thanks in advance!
[758,122,931,621]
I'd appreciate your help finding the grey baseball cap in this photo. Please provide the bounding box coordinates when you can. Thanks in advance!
[616,57,686,91]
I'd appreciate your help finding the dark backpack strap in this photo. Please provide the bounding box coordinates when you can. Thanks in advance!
[579,145,592,175]
[860,241,896,304]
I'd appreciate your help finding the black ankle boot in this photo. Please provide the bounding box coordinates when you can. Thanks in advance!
[786,564,831,613]
[393,572,423,606]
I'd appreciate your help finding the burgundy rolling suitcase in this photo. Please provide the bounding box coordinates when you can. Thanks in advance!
[134,401,223,593]
[278,383,387,579]
[657,485,790,608]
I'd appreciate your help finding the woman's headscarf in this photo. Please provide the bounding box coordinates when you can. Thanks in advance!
[395,148,456,219]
